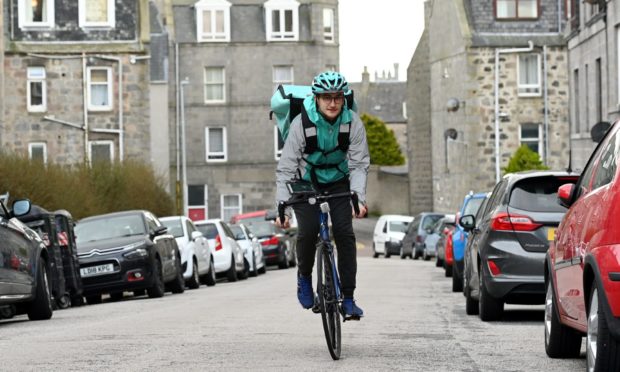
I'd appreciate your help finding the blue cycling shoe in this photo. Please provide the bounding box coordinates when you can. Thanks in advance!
[342,298,364,320]
[297,273,314,309]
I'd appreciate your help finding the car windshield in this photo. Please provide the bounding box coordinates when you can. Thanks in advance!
[75,214,146,244]
[228,225,246,240]
[250,222,276,237]
[236,216,266,225]
[509,176,578,212]
[422,215,442,230]
[463,197,484,216]
[196,223,218,239]
[160,219,184,238]
[389,221,410,233]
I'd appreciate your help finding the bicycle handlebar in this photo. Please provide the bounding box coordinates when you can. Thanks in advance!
[278,191,360,223]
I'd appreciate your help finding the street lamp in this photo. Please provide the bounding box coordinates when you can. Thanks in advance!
[180,78,190,217]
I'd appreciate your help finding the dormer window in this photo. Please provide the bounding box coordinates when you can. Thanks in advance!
[79,0,115,28]
[495,0,539,19]
[196,0,232,42]
[264,0,300,41]
[18,0,55,29]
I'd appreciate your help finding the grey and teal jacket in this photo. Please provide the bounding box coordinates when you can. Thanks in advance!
[276,96,370,207]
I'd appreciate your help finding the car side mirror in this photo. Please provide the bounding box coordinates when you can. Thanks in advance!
[12,199,31,217]
[153,225,168,236]
[191,231,203,241]
[459,214,476,232]
[557,183,575,208]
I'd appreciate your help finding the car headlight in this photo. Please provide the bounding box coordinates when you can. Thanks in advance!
[123,248,148,259]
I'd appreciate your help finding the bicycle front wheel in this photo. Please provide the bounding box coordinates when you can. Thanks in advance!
[317,244,342,360]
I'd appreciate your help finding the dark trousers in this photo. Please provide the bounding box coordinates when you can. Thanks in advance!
[293,180,357,298]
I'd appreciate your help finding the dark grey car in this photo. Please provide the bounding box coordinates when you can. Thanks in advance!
[402,213,444,259]
[460,171,579,321]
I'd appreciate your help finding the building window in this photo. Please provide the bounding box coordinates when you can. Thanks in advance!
[274,126,284,160]
[273,65,294,91]
[520,123,543,160]
[79,0,115,28]
[87,67,113,111]
[196,0,231,42]
[495,0,538,19]
[18,0,55,29]
[221,194,242,222]
[188,185,208,221]
[88,140,114,165]
[205,127,227,162]
[325,64,337,72]
[517,54,541,97]
[27,67,46,112]
[29,142,47,164]
[323,8,335,42]
[204,67,225,103]
[264,0,300,41]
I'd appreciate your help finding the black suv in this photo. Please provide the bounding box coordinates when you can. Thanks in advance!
[75,210,185,304]
[0,198,54,321]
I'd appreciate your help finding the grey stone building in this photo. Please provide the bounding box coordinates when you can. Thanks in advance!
[169,0,339,221]
[2,0,169,183]
[408,0,571,214]
[566,0,620,170]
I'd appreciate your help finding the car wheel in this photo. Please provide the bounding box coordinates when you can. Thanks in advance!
[435,258,443,267]
[587,281,620,372]
[147,259,165,298]
[400,247,406,259]
[258,257,267,274]
[445,263,453,277]
[110,292,124,302]
[464,275,478,315]
[187,260,200,289]
[168,255,186,294]
[288,248,297,267]
[544,280,581,358]
[85,294,102,305]
[226,255,239,282]
[413,249,420,260]
[201,259,217,286]
[372,243,379,258]
[278,248,289,269]
[452,269,463,292]
[385,248,391,259]
[27,258,53,320]
[478,269,503,321]
[250,252,258,277]
[238,259,249,280]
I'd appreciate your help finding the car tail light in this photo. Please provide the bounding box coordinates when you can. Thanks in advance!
[215,235,223,251]
[261,236,279,246]
[490,212,542,232]
[487,260,501,276]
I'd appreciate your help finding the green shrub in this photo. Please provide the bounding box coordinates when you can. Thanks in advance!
[361,113,405,166]
[0,153,174,219]
[503,145,549,174]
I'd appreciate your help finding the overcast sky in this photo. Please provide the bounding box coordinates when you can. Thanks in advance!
[338,0,426,83]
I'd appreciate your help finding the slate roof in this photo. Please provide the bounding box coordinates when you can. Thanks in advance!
[350,81,407,124]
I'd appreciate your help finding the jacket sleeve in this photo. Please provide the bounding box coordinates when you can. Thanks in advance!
[275,115,305,208]
[347,112,370,203]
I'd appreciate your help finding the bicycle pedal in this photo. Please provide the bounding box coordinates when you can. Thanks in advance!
[311,304,321,314]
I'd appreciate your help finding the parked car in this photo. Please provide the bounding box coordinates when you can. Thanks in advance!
[194,219,247,282]
[451,192,488,292]
[462,194,490,314]
[228,223,266,276]
[0,198,53,321]
[401,212,444,259]
[160,216,216,288]
[459,171,578,321]
[75,210,185,304]
[230,210,271,225]
[544,121,620,371]
[428,214,455,266]
[441,223,456,277]
[250,221,296,269]
[372,214,413,258]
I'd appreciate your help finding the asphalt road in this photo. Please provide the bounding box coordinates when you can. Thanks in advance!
[0,242,586,371]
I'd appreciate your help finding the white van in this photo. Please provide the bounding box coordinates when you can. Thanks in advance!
[372,215,414,258]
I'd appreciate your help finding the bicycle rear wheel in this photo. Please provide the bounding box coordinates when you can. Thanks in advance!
[317,244,342,360]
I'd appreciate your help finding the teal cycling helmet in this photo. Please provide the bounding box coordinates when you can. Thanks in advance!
[311,71,349,94]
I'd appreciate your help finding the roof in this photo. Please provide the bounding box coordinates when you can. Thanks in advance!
[350,81,407,124]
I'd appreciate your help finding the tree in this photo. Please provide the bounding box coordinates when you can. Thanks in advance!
[503,145,549,174]
[361,113,405,165]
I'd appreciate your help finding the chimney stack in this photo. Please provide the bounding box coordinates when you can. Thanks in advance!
[394,63,399,80]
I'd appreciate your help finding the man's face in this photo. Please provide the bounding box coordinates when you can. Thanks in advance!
[316,93,345,121]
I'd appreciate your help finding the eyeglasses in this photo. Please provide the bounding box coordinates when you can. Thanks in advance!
[318,94,345,104]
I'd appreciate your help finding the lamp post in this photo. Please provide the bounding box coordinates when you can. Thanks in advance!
[180,78,190,217]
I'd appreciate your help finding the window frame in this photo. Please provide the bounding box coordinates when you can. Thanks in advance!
[18,0,55,29]
[323,8,335,43]
[205,127,228,162]
[88,140,115,165]
[220,194,242,222]
[517,54,542,97]
[274,126,284,160]
[495,0,540,20]
[27,67,47,113]
[87,67,113,111]
[28,142,47,164]
[519,123,544,161]
[272,65,294,92]
[195,0,232,42]
[188,184,209,221]
[204,67,226,104]
[264,0,300,41]
[78,0,115,28]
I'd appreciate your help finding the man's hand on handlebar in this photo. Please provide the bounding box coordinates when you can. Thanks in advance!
[275,215,290,229]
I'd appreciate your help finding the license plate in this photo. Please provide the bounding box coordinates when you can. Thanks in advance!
[80,263,115,277]
[547,228,556,241]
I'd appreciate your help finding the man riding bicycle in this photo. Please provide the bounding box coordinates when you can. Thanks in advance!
[275,71,369,318]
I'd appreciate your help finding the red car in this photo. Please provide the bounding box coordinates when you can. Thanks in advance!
[443,227,455,277]
[545,121,620,371]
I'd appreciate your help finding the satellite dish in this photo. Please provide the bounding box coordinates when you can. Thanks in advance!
[444,128,458,140]
[591,121,611,143]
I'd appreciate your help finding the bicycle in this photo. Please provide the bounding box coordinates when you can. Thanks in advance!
[278,183,360,360]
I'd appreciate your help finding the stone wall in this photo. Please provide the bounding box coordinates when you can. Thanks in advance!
[366,166,410,216]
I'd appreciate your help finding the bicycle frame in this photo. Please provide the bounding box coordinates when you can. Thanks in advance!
[318,202,342,302]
